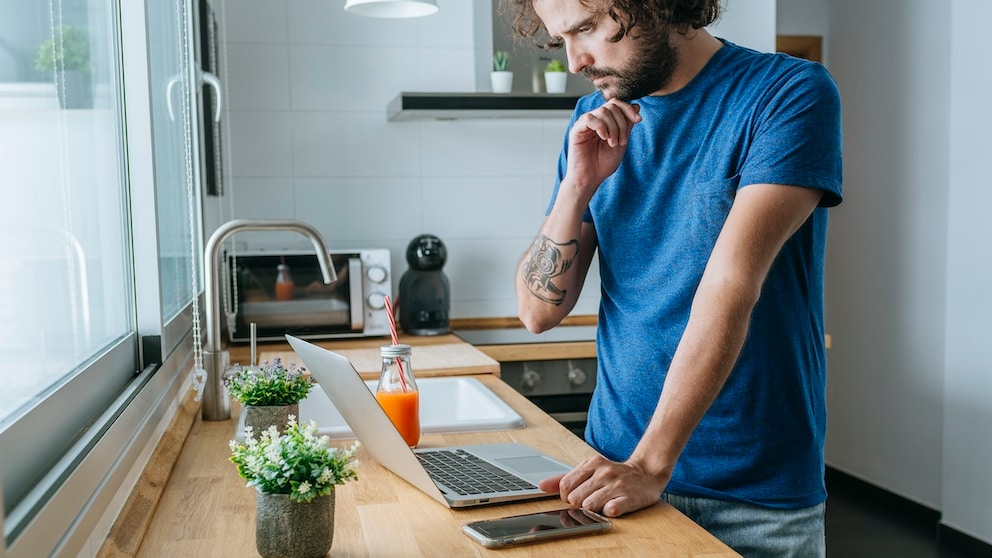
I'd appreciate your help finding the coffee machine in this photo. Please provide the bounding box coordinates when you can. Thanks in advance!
[399,234,450,335]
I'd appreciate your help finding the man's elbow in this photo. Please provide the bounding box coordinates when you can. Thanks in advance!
[517,308,559,334]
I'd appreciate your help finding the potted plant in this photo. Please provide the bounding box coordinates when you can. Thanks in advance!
[225,357,314,435]
[491,50,513,94]
[34,24,92,108]
[230,418,360,558]
[544,58,568,94]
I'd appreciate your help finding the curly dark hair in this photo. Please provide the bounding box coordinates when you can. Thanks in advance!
[501,0,723,48]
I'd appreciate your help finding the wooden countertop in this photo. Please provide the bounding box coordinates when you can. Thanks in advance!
[128,375,738,557]
[472,341,596,362]
[100,334,736,557]
[229,334,501,379]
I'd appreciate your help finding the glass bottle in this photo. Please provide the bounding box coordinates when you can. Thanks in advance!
[376,344,420,448]
[274,264,294,301]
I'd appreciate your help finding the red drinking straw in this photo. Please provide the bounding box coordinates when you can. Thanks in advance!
[384,295,399,345]
[383,295,408,392]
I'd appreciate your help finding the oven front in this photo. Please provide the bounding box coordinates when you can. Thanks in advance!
[499,358,596,437]
[454,327,597,437]
[226,249,392,343]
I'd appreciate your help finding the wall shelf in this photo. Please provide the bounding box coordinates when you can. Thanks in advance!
[387,92,582,121]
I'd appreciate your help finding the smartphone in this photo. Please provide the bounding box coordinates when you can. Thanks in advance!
[462,508,612,549]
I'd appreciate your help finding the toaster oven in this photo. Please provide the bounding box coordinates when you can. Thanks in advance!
[224,248,392,343]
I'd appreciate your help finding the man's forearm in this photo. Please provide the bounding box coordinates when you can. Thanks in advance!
[516,187,594,332]
[519,234,578,305]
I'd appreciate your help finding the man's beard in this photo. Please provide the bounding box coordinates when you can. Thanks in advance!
[583,27,679,101]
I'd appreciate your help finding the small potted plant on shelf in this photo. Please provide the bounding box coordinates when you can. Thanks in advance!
[491,50,513,94]
[34,24,92,108]
[225,357,314,435]
[544,58,568,94]
[230,417,360,558]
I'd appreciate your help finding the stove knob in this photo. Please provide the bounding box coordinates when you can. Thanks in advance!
[522,366,541,390]
[367,292,386,310]
[567,361,587,386]
[366,265,388,283]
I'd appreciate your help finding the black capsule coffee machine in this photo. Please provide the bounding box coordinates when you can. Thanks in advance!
[399,234,450,335]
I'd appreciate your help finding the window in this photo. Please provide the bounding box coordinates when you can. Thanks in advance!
[0,0,201,555]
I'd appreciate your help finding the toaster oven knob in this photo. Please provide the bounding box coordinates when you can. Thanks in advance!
[366,265,388,283]
[366,292,386,310]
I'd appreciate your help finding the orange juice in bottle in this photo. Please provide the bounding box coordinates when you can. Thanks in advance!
[275,264,294,301]
[376,344,420,447]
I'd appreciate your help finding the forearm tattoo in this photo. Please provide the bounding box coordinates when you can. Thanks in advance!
[520,235,578,305]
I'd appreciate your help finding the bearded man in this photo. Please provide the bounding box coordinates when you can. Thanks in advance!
[509,1,843,555]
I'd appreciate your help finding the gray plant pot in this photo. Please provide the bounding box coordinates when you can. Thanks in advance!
[255,490,334,558]
[57,70,92,109]
[242,403,299,437]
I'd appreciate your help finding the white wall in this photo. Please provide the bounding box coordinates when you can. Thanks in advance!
[943,0,992,542]
[817,0,992,545]
[776,0,828,64]
[710,0,776,52]
[824,0,950,510]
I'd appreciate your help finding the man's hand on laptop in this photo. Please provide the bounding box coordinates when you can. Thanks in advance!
[538,454,668,518]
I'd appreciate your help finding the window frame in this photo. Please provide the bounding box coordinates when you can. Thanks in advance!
[0,0,204,554]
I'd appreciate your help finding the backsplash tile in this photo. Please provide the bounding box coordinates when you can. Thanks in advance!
[223,0,289,43]
[419,119,548,176]
[289,45,422,111]
[227,44,291,110]
[290,112,423,176]
[422,176,547,239]
[232,177,296,219]
[294,176,425,243]
[228,111,294,176]
[221,0,600,319]
[287,0,419,46]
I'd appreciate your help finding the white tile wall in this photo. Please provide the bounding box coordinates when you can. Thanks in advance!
[226,44,291,110]
[218,0,602,319]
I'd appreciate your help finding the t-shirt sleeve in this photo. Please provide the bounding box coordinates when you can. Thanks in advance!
[739,61,843,208]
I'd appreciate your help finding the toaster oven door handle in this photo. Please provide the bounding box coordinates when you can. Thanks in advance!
[348,257,364,330]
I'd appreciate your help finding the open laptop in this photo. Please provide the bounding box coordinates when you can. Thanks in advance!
[285,335,573,508]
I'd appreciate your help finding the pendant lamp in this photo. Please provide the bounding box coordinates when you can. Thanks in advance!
[344,0,439,18]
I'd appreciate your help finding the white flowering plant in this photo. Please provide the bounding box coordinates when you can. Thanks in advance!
[225,358,313,407]
[229,416,360,503]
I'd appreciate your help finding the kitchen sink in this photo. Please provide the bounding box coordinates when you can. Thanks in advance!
[297,376,525,439]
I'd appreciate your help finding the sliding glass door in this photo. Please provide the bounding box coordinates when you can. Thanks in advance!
[0,0,203,554]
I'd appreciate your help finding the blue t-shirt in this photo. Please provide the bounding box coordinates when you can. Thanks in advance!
[549,40,843,509]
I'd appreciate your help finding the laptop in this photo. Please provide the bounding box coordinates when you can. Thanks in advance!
[285,335,573,508]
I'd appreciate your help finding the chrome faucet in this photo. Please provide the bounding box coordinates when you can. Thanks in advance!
[200,219,336,421]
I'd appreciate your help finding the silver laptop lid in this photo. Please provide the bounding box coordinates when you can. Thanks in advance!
[286,335,450,506]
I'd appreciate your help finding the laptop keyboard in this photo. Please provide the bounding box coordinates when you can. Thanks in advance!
[416,449,537,495]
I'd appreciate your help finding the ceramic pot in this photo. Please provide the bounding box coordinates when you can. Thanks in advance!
[490,71,513,94]
[243,403,299,436]
[255,490,334,558]
[544,72,567,94]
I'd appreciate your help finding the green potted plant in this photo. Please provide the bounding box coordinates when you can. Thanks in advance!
[34,24,92,108]
[230,417,360,557]
[544,58,567,94]
[491,50,513,94]
[225,357,314,435]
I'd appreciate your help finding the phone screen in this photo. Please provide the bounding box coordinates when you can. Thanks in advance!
[462,508,612,548]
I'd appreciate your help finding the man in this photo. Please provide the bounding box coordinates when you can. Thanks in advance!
[508,0,843,555]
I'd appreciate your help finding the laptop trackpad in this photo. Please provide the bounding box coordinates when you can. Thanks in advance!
[496,456,569,475]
